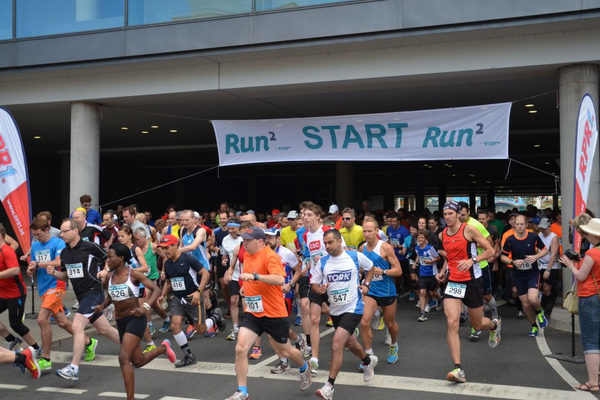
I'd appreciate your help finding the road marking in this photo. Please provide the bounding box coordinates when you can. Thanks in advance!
[536,330,595,398]
[37,386,88,394]
[255,327,335,368]
[159,396,203,400]
[47,350,583,399]
[0,384,26,390]
[99,391,149,399]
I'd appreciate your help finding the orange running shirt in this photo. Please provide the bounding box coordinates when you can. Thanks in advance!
[242,246,288,318]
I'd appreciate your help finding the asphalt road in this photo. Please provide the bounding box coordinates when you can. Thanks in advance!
[0,297,594,400]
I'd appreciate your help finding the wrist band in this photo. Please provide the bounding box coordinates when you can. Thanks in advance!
[142,302,151,311]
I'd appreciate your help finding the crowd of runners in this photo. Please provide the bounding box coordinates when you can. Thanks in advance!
[0,194,571,399]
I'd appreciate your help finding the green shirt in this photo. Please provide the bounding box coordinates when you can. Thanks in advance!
[467,217,490,269]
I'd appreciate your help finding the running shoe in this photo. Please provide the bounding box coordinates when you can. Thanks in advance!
[161,339,176,363]
[537,310,548,329]
[300,365,312,391]
[8,337,22,351]
[424,304,431,314]
[143,344,157,354]
[387,344,398,364]
[226,327,239,341]
[489,318,501,348]
[517,310,524,319]
[175,353,197,368]
[159,319,171,333]
[213,308,226,332]
[429,299,438,310]
[204,325,216,338]
[35,346,43,358]
[409,292,416,301]
[84,337,98,362]
[294,315,302,326]
[185,325,197,339]
[249,346,262,359]
[56,364,79,381]
[20,347,41,379]
[325,317,333,327]
[271,359,290,374]
[415,301,421,309]
[447,367,466,383]
[309,358,319,375]
[303,344,312,358]
[417,313,428,322]
[362,355,377,382]
[529,326,539,337]
[353,327,360,338]
[294,333,307,356]
[225,390,248,400]
[38,357,52,372]
[64,308,70,317]
[315,382,334,399]
[376,316,385,331]
[148,322,155,336]
[459,312,466,324]
[72,300,79,310]
[468,328,481,342]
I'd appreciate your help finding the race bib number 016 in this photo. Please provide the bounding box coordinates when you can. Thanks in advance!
[66,263,84,279]
[245,295,264,313]
[444,282,467,298]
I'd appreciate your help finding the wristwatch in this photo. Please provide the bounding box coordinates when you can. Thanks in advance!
[382,270,386,276]
[253,273,259,281]
[471,256,477,264]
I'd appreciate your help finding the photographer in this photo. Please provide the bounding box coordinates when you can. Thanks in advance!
[560,217,600,393]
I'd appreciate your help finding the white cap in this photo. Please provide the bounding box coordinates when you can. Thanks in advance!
[328,204,339,214]
[193,211,200,218]
[287,210,299,219]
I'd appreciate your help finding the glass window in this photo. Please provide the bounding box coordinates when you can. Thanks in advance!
[256,0,351,12]
[16,0,123,38]
[494,195,559,212]
[0,0,12,40]
[128,0,251,26]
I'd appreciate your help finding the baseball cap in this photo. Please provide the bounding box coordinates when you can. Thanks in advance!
[532,217,541,225]
[158,234,178,247]
[272,209,281,215]
[193,211,200,219]
[442,201,460,213]
[264,227,280,236]
[240,227,265,240]
[247,210,256,215]
[538,218,551,229]
[287,210,299,219]
[328,204,339,214]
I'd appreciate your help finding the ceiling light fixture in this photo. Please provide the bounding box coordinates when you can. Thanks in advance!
[141,130,149,134]
[121,127,128,130]
[528,110,538,114]
[169,129,178,133]
[33,136,41,139]
[150,125,159,129]
[525,104,535,108]
[533,144,541,148]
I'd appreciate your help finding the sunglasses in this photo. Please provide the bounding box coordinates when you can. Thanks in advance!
[342,217,352,221]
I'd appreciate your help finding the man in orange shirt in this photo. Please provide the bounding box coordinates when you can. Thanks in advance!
[226,227,311,400]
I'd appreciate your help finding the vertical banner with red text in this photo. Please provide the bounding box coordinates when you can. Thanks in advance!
[0,108,31,255]
[573,94,598,252]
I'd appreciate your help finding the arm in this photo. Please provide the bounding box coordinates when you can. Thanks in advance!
[179,228,206,253]
[130,270,161,314]
[94,273,113,313]
[134,247,149,274]
[0,266,19,278]
[561,254,596,282]
[459,225,493,271]
[546,236,559,270]
[159,279,172,303]
[378,242,402,277]
[4,235,19,251]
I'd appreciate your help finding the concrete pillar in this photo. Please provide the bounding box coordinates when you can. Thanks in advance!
[69,102,100,213]
[438,182,446,213]
[487,187,495,210]
[336,162,354,209]
[559,64,599,291]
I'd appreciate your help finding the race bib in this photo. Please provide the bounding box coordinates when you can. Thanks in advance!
[445,281,467,298]
[516,260,533,271]
[329,288,350,305]
[109,284,130,301]
[65,263,84,279]
[35,249,51,263]
[171,277,186,291]
[390,238,400,246]
[372,274,383,281]
[245,295,264,313]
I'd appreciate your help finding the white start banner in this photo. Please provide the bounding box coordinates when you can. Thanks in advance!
[212,102,511,166]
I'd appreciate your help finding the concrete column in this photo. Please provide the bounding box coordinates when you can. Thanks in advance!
[559,64,599,291]
[69,102,100,212]
[336,162,354,209]
[487,187,495,210]
[438,182,446,213]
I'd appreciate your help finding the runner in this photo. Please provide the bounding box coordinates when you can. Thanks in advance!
[158,234,223,367]
[226,227,311,400]
[414,229,441,322]
[436,201,501,384]
[358,218,402,365]
[72,209,102,245]
[212,211,231,317]
[386,212,411,298]
[500,214,549,336]
[537,218,561,316]
[312,229,376,399]
[95,243,176,400]
[54,218,120,381]
[26,217,93,373]
[223,218,244,341]
[339,208,364,250]
[0,222,41,357]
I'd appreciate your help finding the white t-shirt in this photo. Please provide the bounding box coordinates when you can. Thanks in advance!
[310,250,373,316]
[276,245,299,270]
[538,231,557,269]
[222,234,243,280]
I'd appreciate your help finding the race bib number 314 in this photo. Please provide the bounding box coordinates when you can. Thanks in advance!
[66,263,84,279]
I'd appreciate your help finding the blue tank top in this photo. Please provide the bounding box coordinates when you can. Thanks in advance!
[181,227,210,271]
[362,240,396,298]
